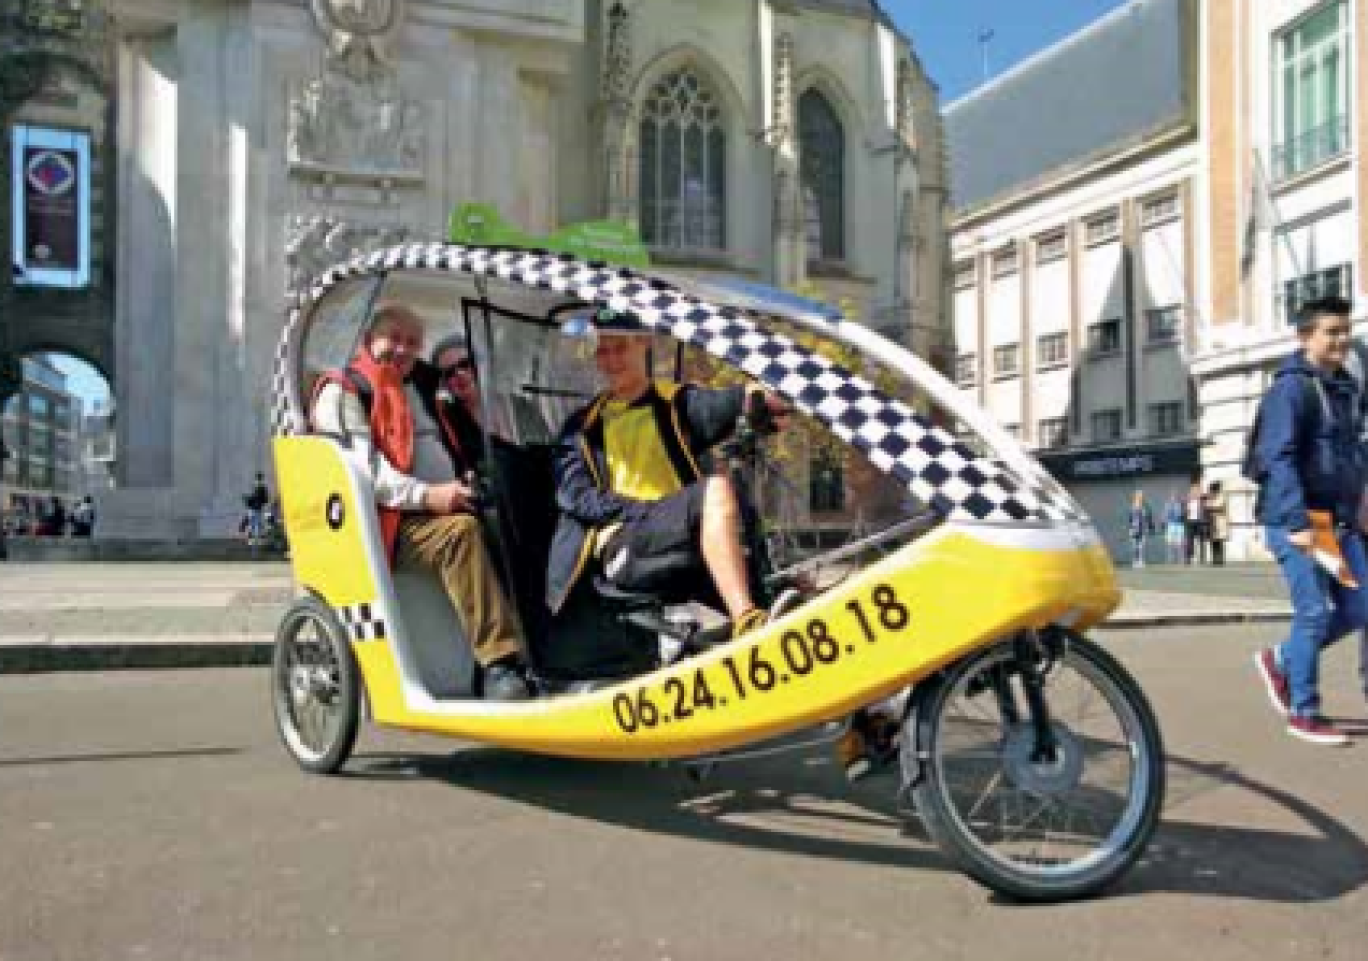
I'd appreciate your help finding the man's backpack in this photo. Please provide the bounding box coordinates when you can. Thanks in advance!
[1242,341,1368,483]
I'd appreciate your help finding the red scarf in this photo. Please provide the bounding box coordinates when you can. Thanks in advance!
[311,349,416,564]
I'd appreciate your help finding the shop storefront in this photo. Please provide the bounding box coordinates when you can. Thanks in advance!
[1038,440,1202,563]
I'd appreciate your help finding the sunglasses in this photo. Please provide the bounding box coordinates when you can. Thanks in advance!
[440,358,475,376]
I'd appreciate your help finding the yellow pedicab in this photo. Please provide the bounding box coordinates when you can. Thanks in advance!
[268,239,1164,902]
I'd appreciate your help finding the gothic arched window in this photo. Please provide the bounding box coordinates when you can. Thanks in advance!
[638,68,726,250]
[799,88,845,262]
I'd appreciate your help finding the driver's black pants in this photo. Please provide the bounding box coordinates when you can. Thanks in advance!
[600,483,709,600]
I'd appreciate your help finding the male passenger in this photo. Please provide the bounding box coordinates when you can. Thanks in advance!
[546,322,786,637]
[1252,296,1368,745]
[311,303,531,700]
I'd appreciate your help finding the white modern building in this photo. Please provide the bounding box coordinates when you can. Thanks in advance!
[1,0,949,540]
[947,0,1202,560]
[947,0,1365,561]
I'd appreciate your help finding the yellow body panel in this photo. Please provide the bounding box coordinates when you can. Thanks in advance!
[275,436,383,612]
[275,435,1121,761]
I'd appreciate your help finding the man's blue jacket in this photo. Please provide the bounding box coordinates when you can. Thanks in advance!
[1253,351,1366,532]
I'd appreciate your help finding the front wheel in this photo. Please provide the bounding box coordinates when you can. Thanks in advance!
[271,597,361,775]
[912,631,1164,902]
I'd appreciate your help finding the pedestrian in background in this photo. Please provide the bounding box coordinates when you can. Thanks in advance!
[243,472,269,546]
[1205,480,1229,566]
[1184,480,1208,564]
[1163,490,1185,564]
[1249,296,1368,746]
[70,495,94,537]
[1126,489,1154,568]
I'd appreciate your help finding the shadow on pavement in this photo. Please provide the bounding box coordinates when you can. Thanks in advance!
[343,744,1368,904]
[1121,756,1368,902]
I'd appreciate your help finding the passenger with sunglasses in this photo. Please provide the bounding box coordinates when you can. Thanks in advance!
[432,333,536,449]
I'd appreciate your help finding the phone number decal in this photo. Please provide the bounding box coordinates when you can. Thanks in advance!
[610,584,910,735]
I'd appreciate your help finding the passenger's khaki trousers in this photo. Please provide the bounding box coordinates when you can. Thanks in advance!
[396,513,523,666]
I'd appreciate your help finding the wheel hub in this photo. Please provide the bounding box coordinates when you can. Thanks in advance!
[289,663,336,707]
[1001,722,1083,795]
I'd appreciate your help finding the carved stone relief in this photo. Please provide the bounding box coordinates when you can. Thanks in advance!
[288,0,424,183]
[771,32,794,145]
[284,213,407,300]
[600,1,632,108]
[896,58,916,147]
[598,1,634,222]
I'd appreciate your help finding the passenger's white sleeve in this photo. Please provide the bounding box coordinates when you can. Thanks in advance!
[311,381,430,511]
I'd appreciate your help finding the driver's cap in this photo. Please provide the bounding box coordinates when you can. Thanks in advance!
[560,306,651,340]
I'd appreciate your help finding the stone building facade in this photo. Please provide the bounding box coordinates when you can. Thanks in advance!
[0,0,946,540]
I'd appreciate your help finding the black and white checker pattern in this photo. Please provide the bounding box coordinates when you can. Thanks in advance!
[336,602,387,642]
[272,243,1082,523]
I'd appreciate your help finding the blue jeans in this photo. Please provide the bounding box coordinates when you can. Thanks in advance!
[1267,525,1368,716]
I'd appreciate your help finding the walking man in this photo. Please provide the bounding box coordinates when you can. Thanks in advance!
[1251,296,1368,745]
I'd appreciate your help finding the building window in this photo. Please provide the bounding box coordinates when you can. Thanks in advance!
[799,88,845,262]
[27,393,50,417]
[1036,331,1069,369]
[1283,263,1353,321]
[952,260,977,290]
[955,352,977,386]
[639,67,726,250]
[1035,231,1067,264]
[1038,417,1069,449]
[1149,401,1184,437]
[1274,1,1351,181]
[993,343,1020,378]
[1145,305,1182,345]
[809,452,845,513]
[1140,191,1181,227]
[1087,319,1122,356]
[1091,409,1122,444]
[990,246,1019,278]
[1084,211,1120,245]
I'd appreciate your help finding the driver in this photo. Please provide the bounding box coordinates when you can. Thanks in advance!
[310,303,532,701]
[545,318,788,639]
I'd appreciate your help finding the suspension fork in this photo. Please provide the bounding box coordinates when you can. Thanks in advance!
[1013,630,1059,764]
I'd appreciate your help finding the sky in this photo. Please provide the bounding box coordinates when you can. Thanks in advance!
[44,354,109,412]
[889,0,1133,105]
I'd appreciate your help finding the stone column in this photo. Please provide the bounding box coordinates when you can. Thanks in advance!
[205,3,256,536]
[173,0,237,536]
[98,28,182,538]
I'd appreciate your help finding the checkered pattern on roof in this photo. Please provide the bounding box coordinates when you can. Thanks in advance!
[272,243,1080,523]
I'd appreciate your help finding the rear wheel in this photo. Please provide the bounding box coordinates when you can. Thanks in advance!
[271,597,360,775]
[912,632,1163,902]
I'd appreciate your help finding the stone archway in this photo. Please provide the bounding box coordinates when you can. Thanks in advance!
[0,4,117,411]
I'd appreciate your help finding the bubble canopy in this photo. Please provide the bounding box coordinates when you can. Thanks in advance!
[274,243,1084,526]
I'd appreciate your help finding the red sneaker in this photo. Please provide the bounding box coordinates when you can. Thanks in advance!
[1287,715,1349,747]
[1254,649,1291,717]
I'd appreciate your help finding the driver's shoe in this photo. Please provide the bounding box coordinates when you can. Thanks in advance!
[835,709,901,782]
[731,607,769,640]
[484,661,532,701]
